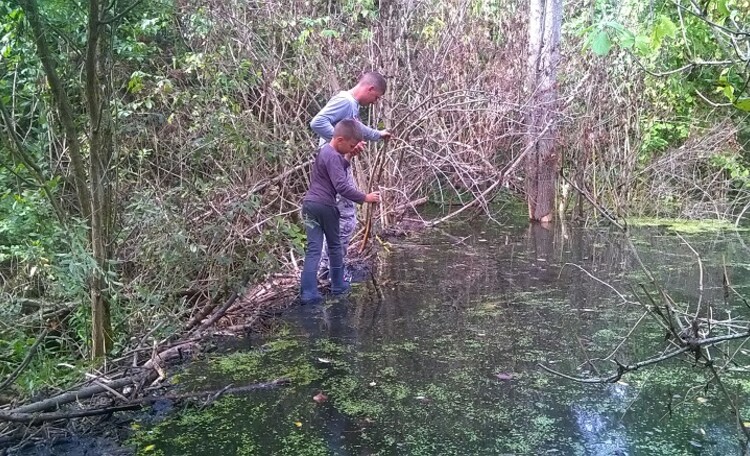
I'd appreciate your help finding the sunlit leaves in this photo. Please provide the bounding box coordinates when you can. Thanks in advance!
[651,15,677,46]
[586,15,679,58]
[590,30,612,56]
[715,68,750,105]
[734,98,750,112]
[716,0,730,19]
[127,70,147,93]
[634,34,651,55]
[0,7,24,62]
[619,30,635,49]
[581,0,748,112]
[712,0,749,24]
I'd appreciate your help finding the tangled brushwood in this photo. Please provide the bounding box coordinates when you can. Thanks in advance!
[0,0,748,420]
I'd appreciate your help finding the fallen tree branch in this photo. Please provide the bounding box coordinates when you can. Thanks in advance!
[184,295,217,332]
[0,378,290,424]
[561,263,631,305]
[194,276,252,333]
[10,373,156,415]
[11,342,199,415]
[142,341,199,371]
[392,196,429,217]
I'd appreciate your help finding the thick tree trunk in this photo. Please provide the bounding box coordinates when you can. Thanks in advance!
[525,0,563,222]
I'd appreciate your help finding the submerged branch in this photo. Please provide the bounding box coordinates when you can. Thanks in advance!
[539,330,750,383]
[705,360,750,446]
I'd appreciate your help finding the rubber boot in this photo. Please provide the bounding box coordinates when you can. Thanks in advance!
[300,270,324,305]
[329,266,351,295]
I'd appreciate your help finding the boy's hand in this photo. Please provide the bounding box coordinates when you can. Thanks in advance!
[379,130,392,140]
[353,141,367,155]
[364,191,381,203]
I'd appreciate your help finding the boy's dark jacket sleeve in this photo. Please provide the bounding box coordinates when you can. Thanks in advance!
[327,154,366,203]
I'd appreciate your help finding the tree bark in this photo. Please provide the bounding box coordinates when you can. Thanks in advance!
[86,0,114,357]
[525,0,563,222]
[17,0,91,220]
[18,0,115,358]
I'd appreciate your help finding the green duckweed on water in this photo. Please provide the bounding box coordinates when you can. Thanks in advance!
[129,223,750,455]
[626,217,747,233]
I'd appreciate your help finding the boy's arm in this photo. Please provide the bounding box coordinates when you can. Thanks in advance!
[310,96,350,142]
[326,155,366,203]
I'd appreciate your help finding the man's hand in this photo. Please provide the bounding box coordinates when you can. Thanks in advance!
[364,191,381,203]
[379,130,392,140]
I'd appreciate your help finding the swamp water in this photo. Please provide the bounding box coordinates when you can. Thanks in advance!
[130,218,750,455]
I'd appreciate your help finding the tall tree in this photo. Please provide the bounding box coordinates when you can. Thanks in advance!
[17,0,115,357]
[525,0,563,222]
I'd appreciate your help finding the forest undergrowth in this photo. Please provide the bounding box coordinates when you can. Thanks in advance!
[0,0,748,419]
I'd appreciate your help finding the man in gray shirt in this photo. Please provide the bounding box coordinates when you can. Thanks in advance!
[310,71,391,279]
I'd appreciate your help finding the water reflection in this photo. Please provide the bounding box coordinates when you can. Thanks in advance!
[572,402,629,455]
[565,383,634,456]
[146,221,750,455]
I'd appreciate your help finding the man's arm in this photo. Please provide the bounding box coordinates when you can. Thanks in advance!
[310,95,351,142]
[310,93,387,142]
[359,122,384,142]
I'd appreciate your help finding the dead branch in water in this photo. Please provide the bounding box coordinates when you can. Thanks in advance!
[541,215,750,449]
[539,330,750,383]
[8,342,199,416]
[0,378,290,424]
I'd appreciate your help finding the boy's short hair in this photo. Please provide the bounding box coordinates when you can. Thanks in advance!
[359,71,387,94]
[333,119,364,142]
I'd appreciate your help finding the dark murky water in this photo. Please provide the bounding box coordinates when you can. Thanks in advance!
[130,219,750,455]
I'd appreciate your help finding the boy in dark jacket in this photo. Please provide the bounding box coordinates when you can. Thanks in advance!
[300,119,381,305]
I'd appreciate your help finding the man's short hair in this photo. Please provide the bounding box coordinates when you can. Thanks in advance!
[359,71,387,94]
[333,119,363,141]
